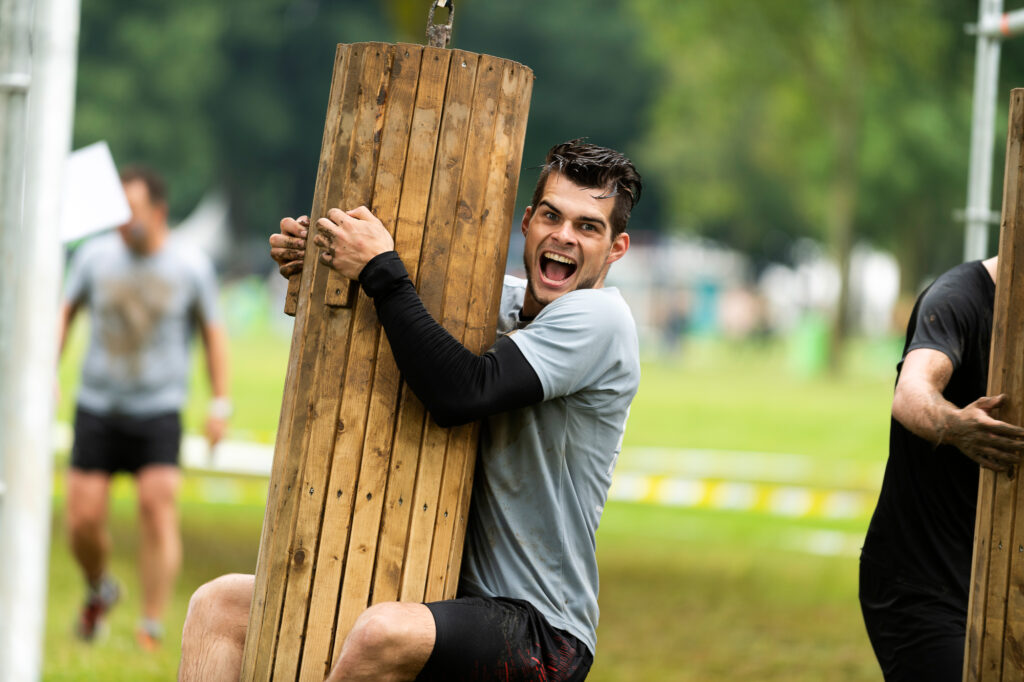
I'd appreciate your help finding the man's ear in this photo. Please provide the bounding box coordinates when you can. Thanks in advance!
[606,232,629,265]
[521,206,533,236]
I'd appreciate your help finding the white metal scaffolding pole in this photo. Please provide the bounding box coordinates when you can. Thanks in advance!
[0,0,81,677]
[964,0,1004,262]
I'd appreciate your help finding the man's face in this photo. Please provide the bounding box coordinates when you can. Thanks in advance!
[117,179,165,253]
[520,173,629,316]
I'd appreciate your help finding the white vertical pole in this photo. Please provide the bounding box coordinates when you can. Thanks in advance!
[0,0,80,677]
[964,0,1004,261]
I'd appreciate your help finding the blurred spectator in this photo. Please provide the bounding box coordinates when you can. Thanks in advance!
[58,165,231,650]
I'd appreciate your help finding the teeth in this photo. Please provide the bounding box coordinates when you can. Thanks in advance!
[544,252,575,265]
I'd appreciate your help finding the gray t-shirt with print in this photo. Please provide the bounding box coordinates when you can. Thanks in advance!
[458,275,640,655]
[64,232,221,416]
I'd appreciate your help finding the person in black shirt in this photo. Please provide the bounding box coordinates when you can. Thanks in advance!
[860,257,1024,680]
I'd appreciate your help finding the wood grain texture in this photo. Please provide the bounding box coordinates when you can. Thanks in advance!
[326,43,424,663]
[242,42,533,680]
[242,44,353,681]
[966,88,1024,682]
[441,60,534,598]
[365,46,452,611]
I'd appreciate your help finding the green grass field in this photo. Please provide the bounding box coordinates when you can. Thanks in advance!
[44,313,897,681]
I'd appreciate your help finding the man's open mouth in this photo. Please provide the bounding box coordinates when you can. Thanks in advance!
[540,251,578,284]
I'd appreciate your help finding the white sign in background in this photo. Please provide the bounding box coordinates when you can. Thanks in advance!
[58,141,130,244]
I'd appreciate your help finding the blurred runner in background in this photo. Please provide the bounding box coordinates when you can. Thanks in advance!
[59,165,231,650]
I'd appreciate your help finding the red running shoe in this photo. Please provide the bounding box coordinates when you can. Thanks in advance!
[75,576,120,641]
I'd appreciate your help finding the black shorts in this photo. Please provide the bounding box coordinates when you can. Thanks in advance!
[416,596,593,682]
[70,405,182,475]
[859,558,967,682]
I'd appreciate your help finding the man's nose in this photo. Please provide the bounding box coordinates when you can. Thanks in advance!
[551,219,577,243]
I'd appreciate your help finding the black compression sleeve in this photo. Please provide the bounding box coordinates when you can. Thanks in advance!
[359,251,543,427]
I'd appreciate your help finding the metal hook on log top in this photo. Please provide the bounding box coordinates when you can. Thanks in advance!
[427,0,454,48]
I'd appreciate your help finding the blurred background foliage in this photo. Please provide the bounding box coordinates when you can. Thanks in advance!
[73,0,1024,289]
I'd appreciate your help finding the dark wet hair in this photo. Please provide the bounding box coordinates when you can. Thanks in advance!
[119,165,168,206]
[530,139,642,238]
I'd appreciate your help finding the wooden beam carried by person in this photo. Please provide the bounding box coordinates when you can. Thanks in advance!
[965,87,1024,681]
[238,37,533,681]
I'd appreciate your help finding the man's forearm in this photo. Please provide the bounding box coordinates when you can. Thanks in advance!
[892,378,958,446]
[359,251,542,426]
[202,323,230,399]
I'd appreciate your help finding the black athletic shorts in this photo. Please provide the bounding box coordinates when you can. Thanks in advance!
[70,405,182,474]
[416,596,593,682]
[859,558,967,682]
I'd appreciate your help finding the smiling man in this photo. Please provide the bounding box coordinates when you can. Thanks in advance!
[179,140,642,682]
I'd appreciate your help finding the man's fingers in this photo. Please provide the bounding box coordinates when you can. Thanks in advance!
[271,247,305,263]
[976,456,1010,473]
[971,447,1013,472]
[980,419,1024,440]
[975,444,1022,465]
[312,234,332,251]
[326,207,347,224]
[985,437,1024,457]
[280,216,309,238]
[279,261,303,278]
[269,233,305,250]
[317,217,342,235]
[974,393,1007,411]
[347,205,374,221]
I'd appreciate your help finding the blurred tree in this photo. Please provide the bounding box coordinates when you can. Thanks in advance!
[455,0,662,228]
[632,0,1011,363]
[74,0,662,269]
[75,0,394,261]
[74,0,228,216]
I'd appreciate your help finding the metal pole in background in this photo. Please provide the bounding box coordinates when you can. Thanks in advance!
[964,0,1004,262]
[0,0,38,672]
[0,0,81,677]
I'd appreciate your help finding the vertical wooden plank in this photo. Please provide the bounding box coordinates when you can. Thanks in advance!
[283,44,355,317]
[365,46,452,609]
[989,90,1024,682]
[324,44,394,308]
[241,44,354,682]
[981,482,1017,678]
[260,43,381,682]
[312,42,422,663]
[397,50,481,604]
[968,88,1024,682]
[294,298,380,681]
[270,305,354,682]
[285,45,396,682]
[421,54,504,603]
[967,468,997,681]
[442,61,534,598]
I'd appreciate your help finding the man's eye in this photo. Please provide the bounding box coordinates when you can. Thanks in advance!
[580,223,596,232]
[544,212,558,221]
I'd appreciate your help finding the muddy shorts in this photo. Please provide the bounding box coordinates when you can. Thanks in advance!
[416,595,593,682]
[70,405,182,474]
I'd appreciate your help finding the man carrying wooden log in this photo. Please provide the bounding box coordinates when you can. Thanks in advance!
[859,256,1024,681]
[178,140,641,681]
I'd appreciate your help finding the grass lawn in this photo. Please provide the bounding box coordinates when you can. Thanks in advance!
[45,316,895,680]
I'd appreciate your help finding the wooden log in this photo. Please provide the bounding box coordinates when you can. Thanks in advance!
[242,42,533,681]
[965,87,1024,681]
